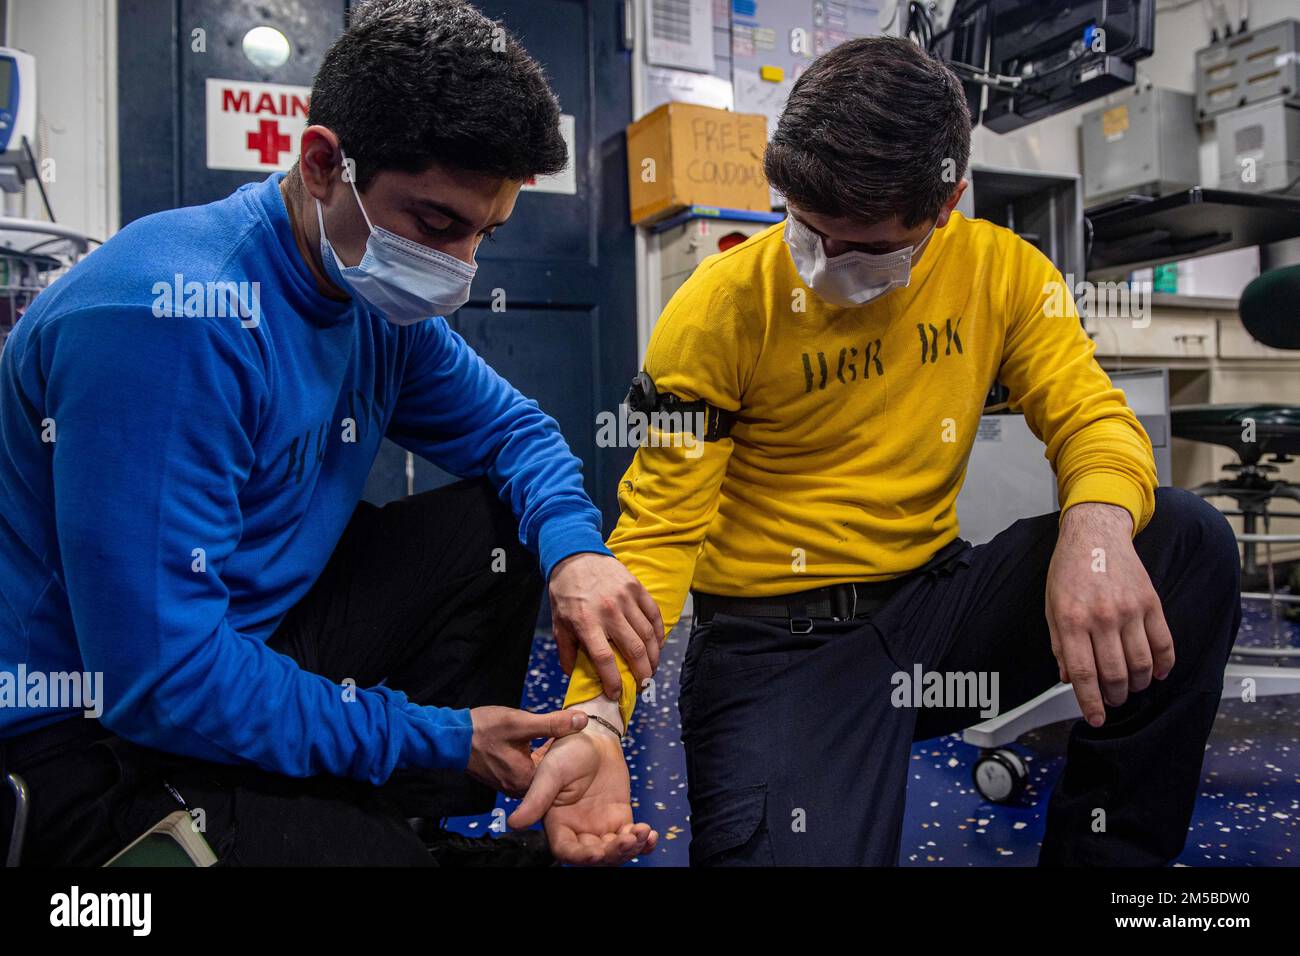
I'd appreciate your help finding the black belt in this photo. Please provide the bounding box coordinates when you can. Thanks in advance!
[692,540,972,634]
[693,579,907,634]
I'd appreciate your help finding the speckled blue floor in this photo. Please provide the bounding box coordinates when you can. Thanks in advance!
[446,598,1300,866]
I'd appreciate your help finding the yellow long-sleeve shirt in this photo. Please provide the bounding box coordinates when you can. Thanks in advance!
[564,212,1157,727]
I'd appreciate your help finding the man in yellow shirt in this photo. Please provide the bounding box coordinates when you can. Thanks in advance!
[520,36,1241,866]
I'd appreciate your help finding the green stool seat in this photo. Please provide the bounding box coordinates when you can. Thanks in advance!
[1171,403,1300,465]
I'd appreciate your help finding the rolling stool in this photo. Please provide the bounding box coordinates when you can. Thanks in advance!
[1166,265,1300,728]
[1171,403,1300,577]
[1168,271,1300,737]
[1172,263,1300,635]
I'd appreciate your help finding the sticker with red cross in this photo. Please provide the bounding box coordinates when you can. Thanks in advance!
[205,77,310,173]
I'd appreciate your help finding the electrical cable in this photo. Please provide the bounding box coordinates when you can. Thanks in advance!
[20,136,55,224]
[1214,0,1232,34]
[906,1,933,50]
[1201,0,1220,41]
[945,58,1024,87]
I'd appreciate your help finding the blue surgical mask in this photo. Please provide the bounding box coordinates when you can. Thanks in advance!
[784,214,937,308]
[315,152,477,325]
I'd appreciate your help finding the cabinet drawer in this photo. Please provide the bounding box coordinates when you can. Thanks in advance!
[1086,315,1216,358]
[1217,318,1300,359]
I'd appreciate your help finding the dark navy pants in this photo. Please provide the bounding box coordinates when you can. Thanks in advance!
[679,488,1241,866]
[0,479,541,866]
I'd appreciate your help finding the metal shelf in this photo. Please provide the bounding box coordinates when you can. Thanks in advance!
[1086,188,1300,275]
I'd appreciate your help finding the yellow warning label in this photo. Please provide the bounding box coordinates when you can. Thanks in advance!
[1102,105,1129,141]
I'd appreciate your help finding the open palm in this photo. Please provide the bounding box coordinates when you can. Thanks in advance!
[509,730,657,866]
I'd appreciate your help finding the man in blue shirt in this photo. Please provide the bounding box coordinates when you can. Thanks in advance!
[0,0,659,865]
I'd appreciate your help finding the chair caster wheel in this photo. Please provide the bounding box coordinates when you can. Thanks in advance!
[973,748,1028,803]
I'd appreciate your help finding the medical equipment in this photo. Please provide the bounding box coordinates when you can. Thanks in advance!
[0,47,35,160]
[0,219,94,348]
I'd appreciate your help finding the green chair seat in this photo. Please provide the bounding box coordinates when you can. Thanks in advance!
[1171,403,1300,464]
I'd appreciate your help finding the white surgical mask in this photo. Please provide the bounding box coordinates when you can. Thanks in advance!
[315,151,477,325]
[784,214,936,308]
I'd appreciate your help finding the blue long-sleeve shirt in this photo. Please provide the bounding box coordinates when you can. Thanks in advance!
[0,172,612,782]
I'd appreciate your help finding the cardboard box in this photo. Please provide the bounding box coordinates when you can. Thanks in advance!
[625,103,769,225]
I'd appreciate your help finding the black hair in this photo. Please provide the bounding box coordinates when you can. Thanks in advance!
[764,36,971,228]
[307,0,568,188]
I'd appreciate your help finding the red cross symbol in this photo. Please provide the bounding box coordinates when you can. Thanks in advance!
[247,119,291,165]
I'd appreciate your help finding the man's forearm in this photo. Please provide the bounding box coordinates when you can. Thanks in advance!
[1059,500,1134,543]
